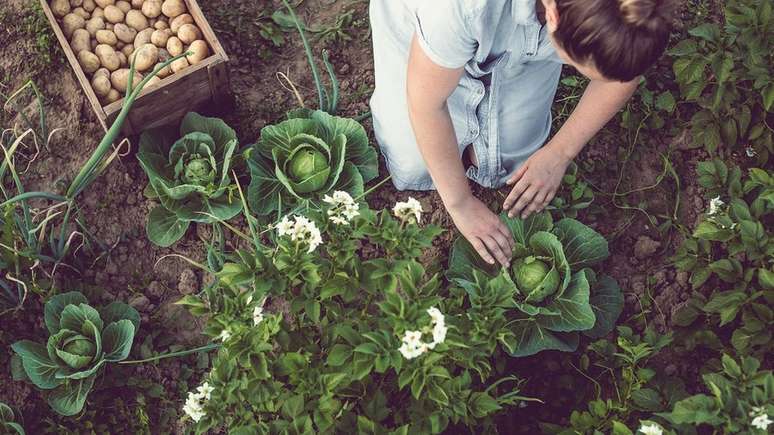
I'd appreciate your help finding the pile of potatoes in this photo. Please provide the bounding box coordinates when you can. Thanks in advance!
[50,0,211,105]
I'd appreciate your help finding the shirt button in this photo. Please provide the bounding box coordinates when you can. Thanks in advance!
[471,129,479,135]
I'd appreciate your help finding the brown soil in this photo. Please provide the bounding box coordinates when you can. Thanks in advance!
[0,0,725,432]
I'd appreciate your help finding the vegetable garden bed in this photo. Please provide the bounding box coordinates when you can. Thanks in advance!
[0,0,772,434]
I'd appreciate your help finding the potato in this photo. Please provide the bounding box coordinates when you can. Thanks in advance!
[165,36,182,56]
[110,68,143,92]
[96,44,121,71]
[51,0,71,17]
[78,50,101,73]
[103,5,124,24]
[141,0,162,18]
[85,16,105,36]
[113,23,136,43]
[96,29,117,45]
[147,76,162,86]
[83,0,96,12]
[94,0,114,7]
[106,23,114,31]
[134,28,154,47]
[170,56,188,73]
[186,40,208,65]
[70,0,84,7]
[70,28,91,53]
[115,0,131,13]
[125,10,149,31]
[116,41,125,49]
[150,29,171,47]
[177,24,201,45]
[91,69,112,97]
[62,13,86,38]
[131,0,144,8]
[169,13,192,33]
[117,51,127,66]
[92,7,104,18]
[105,88,121,104]
[121,43,134,57]
[154,20,168,30]
[161,0,186,18]
[154,61,172,78]
[132,43,159,72]
[73,7,90,20]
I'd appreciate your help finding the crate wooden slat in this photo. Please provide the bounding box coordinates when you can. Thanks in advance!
[40,0,230,136]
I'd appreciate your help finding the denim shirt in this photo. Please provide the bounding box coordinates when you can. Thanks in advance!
[370,0,564,190]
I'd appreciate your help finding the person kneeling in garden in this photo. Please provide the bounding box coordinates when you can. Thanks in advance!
[369,0,676,266]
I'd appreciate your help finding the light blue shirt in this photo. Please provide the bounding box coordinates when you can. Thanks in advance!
[370,0,564,190]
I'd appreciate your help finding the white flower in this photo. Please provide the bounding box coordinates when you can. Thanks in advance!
[746,146,757,158]
[218,329,231,342]
[183,393,206,422]
[432,323,448,345]
[708,196,724,216]
[196,382,214,401]
[253,306,264,326]
[398,329,427,359]
[393,197,423,223]
[324,191,360,225]
[427,307,443,323]
[638,422,663,435]
[751,413,772,430]
[276,215,294,237]
[277,215,324,253]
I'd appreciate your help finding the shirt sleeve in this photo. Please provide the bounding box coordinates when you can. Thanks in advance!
[412,1,478,69]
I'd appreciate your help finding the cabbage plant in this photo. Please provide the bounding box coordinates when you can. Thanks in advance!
[448,212,623,357]
[245,110,378,216]
[11,292,140,416]
[137,112,242,247]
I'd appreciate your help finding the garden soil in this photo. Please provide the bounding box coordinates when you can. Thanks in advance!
[0,0,725,432]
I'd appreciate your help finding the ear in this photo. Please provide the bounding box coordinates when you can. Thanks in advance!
[542,0,560,32]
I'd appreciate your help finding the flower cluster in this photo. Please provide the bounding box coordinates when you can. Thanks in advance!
[276,215,323,253]
[323,191,360,225]
[393,197,423,224]
[638,422,663,435]
[218,329,231,342]
[183,382,214,423]
[398,307,448,360]
[708,196,724,216]
[750,407,772,431]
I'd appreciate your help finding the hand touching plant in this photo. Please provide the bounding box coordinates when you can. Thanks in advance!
[137,112,242,247]
[448,212,623,357]
[11,292,140,416]
[246,110,378,216]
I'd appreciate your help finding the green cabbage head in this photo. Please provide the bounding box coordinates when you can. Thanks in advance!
[138,112,242,247]
[246,110,378,216]
[448,212,624,358]
[11,292,140,416]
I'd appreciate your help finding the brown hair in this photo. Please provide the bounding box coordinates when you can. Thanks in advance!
[553,0,677,81]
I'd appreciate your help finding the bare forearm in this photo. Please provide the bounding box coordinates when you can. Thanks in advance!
[548,79,638,159]
[408,103,471,207]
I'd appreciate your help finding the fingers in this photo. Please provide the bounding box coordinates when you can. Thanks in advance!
[503,178,530,212]
[522,191,549,219]
[495,220,515,251]
[509,184,539,218]
[483,234,511,267]
[470,238,496,265]
[506,163,529,186]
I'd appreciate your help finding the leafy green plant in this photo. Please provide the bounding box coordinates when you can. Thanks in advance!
[176,197,539,434]
[448,212,624,357]
[672,160,773,356]
[245,110,378,216]
[658,354,773,433]
[670,0,773,162]
[11,291,140,416]
[137,112,243,247]
[541,327,679,435]
[549,161,595,219]
[0,401,24,434]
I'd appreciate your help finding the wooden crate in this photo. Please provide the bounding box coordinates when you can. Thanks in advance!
[40,0,230,135]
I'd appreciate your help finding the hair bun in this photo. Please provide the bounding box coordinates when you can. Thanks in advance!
[618,0,658,26]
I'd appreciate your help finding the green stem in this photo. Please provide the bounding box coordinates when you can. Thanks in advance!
[119,343,221,365]
[355,175,392,202]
